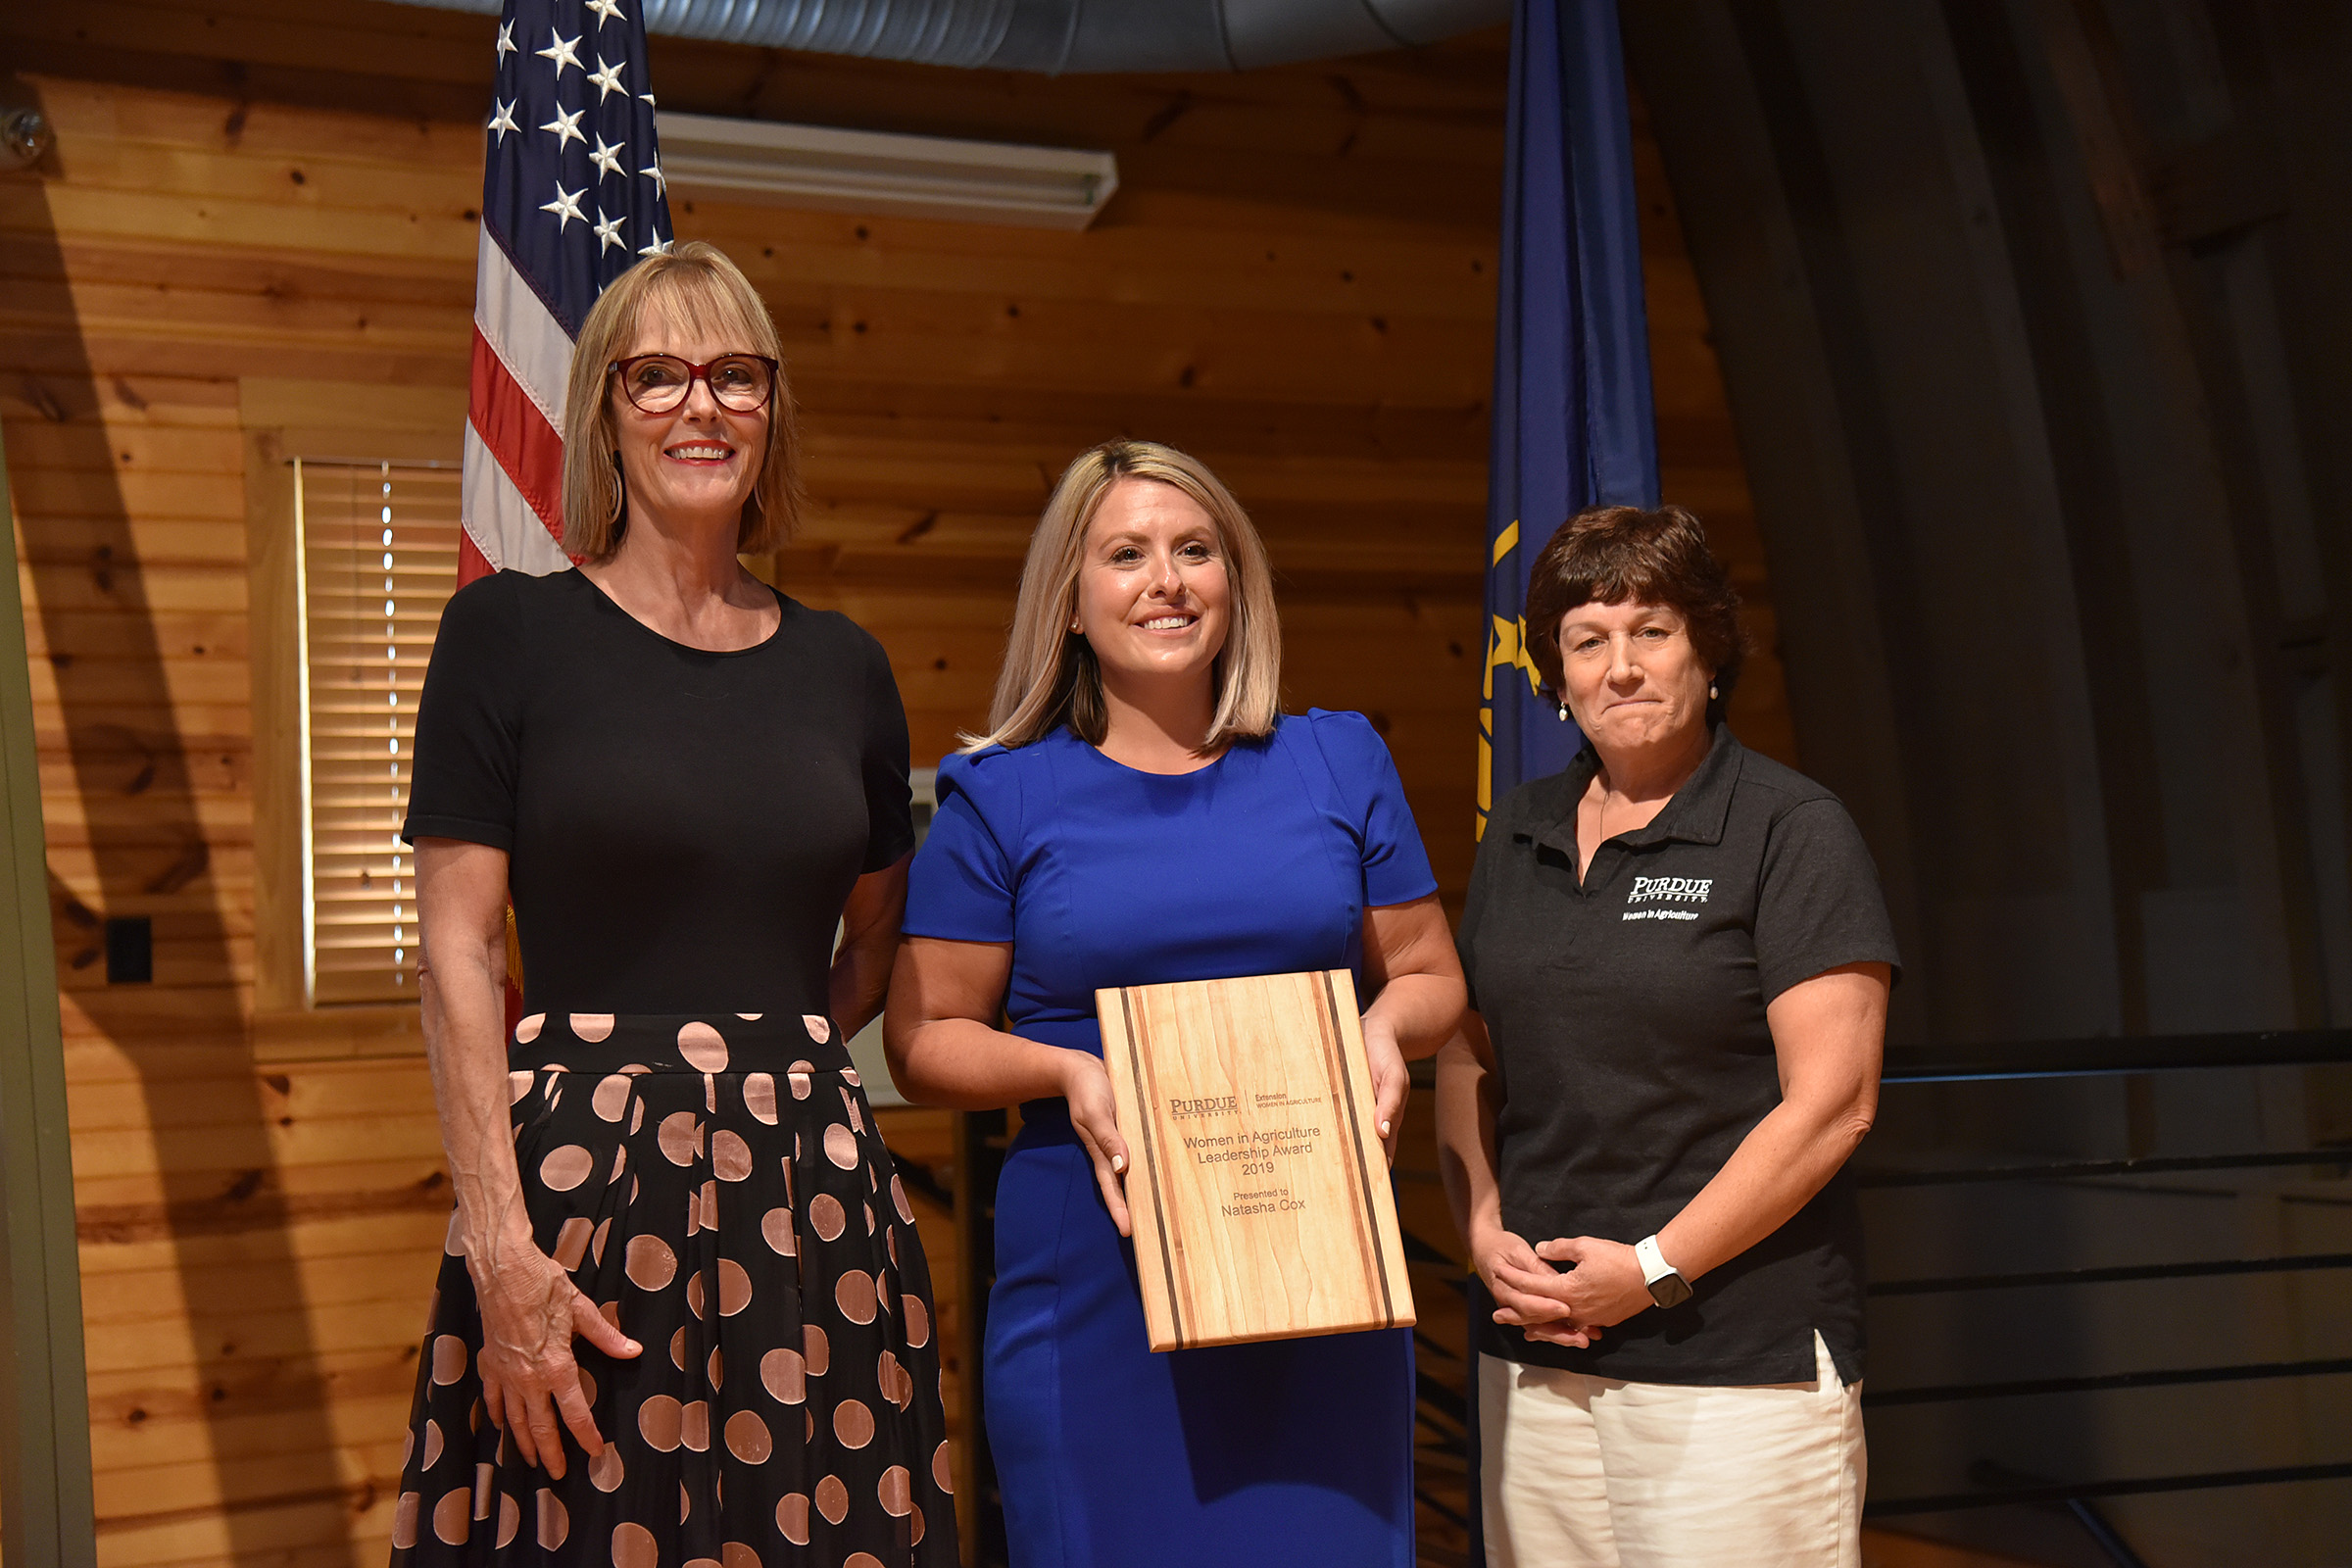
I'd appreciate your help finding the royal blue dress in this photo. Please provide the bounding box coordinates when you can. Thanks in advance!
[905,710,1437,1568]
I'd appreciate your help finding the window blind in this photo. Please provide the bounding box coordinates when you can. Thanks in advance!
[298,461,462,1005]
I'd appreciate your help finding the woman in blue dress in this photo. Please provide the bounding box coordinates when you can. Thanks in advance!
[884,439,1466,1566]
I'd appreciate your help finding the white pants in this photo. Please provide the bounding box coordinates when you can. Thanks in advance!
[1479,1333,1865,1568]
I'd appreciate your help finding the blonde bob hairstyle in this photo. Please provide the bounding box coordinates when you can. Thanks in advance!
[561,240,803,561]
[962,440,1283,755]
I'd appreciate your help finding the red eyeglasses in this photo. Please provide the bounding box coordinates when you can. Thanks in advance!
[609,353,779,415]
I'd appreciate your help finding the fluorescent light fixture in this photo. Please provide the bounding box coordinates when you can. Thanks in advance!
[655,112,1119,230]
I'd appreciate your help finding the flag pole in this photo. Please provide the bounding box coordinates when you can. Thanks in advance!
[1468,2,1660,1557]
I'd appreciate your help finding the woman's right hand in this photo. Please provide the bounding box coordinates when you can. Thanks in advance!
[1471,1223,1596,1349]
[1059,1050,1134,1238]
[469,1237,642,1478]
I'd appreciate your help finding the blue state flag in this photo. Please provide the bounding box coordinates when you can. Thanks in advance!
[1478,0,1661,835]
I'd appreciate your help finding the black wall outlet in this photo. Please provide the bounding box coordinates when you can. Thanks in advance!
[105,916,152,984]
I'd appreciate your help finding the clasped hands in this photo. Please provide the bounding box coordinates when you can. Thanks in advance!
[1473,1226,1658,1348]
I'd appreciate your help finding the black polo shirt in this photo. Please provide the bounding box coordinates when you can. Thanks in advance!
[1458,725,1898,1386]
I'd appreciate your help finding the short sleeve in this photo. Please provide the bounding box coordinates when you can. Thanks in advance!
[1303,710,1439,907]
[1455,811,1503,1013]
[903,751,1018,942]
[858,634,916,873]
[403,572,525,852]
[1753,798,1903,1002]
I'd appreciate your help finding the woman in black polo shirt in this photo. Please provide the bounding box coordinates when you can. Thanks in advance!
[1438,504,1897,1566]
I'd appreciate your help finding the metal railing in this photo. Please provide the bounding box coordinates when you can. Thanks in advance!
[901,1029,2352,1567]
[1852,1029,2352,1561]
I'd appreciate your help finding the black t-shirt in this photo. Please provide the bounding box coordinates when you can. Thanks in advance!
[402,569,914,1015]
[1457,725,1899,1385]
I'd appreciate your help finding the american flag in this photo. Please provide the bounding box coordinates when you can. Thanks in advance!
[462,0,672,585]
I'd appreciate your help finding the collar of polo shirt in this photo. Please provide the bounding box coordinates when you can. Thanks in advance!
[1518,720,1743,860]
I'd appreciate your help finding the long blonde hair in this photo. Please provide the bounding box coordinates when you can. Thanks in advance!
[561,241,803,560]
[962,440,1282,754]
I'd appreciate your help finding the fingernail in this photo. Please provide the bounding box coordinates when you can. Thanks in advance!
[1111,1154,1126,1174]
[1380,1119,1392,1137]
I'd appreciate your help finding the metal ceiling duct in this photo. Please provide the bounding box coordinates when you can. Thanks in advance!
[383,0,1509,73]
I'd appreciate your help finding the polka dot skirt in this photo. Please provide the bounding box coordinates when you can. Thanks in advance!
[389,1012,956,1566]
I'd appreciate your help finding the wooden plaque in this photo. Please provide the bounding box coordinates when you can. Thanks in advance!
[1096,969,1415,1352]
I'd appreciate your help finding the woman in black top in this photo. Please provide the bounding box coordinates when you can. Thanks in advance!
[1438,505,1896,1567]
[389,242,955,1566]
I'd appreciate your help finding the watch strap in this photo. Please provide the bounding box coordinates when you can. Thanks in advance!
[1635,1234,1692,1308]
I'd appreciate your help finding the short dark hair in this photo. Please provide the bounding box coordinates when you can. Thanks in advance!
[1523,504,1747,720]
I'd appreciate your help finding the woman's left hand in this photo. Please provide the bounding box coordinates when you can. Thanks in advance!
[1361,1012,1408,1165]
[1513,1236,1654,1344]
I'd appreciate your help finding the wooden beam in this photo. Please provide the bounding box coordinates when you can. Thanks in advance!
[0,401,101,1567]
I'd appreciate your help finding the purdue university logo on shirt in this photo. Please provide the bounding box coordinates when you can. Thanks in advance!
[1623,875,1712,923]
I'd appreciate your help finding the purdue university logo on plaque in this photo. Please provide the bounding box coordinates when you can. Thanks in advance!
[1096,970,1416,1351]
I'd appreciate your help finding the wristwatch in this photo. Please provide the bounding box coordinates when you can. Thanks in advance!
[1635,1235,1692,1309]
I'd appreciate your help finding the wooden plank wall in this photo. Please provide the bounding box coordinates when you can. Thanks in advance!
[0,2,1775,1564]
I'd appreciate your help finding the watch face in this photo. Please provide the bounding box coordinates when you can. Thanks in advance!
[1649,1272,1693,1309]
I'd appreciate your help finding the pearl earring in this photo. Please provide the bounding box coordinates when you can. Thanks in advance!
[1708,684,1720,700]
[1556,700,1570,722]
